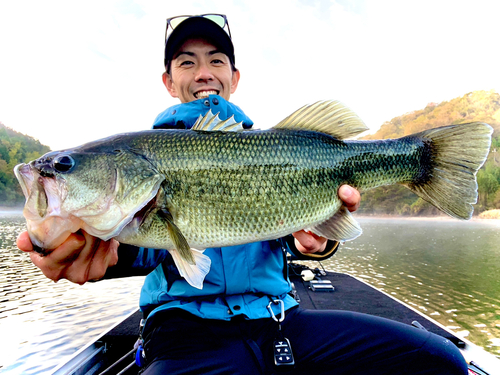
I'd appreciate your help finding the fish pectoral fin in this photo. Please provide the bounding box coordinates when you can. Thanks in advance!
[310,206,362,242]
[169,248,212,290]
[158,208,195,265]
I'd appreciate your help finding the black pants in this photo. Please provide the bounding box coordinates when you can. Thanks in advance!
[141,308,467,375]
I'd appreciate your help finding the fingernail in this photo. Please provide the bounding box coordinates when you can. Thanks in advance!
[341,185,352,196]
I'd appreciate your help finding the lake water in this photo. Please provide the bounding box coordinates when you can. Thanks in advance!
[315,216,500,359]
[0,213,145,374]
[0,213,499,374]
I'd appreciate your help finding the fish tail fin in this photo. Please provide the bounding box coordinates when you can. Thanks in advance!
[406,122,492,219]
[169,248,212,289]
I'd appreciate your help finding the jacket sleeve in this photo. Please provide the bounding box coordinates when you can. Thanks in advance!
[280,234,340,261]
[101,244,169,279]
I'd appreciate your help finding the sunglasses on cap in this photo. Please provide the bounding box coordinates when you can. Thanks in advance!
[165,13,232,43]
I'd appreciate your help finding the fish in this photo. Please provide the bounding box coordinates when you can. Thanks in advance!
[14,101,493,289]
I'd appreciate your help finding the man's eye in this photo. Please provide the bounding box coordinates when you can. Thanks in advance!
[212,59,224,64]
[180,60,194,66]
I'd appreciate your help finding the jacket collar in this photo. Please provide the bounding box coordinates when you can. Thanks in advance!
[153,95,253,130]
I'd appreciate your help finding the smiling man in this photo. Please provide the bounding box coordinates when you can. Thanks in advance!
[133,14,467,375]
[164,38,239,102]
[17,14,467,375]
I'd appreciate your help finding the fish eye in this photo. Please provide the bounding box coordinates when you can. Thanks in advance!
[53,155,75,173]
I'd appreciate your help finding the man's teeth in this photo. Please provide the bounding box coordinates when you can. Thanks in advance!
[195,90,218,98]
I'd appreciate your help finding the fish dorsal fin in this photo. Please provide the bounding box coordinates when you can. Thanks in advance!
[192,110,245,132]
[273,100,369,140]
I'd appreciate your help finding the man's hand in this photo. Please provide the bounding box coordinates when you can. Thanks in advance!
[17,230,119,285]
[293,185,360,254]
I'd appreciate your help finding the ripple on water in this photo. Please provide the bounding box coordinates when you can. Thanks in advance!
[2,215,500,372]
[0,215,146,374]
[304,217,500,358]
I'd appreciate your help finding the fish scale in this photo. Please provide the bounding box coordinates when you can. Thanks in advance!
[14,101,492,288]
[116,130,429,249]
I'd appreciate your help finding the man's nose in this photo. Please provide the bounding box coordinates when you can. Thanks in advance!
[195,63,214,81]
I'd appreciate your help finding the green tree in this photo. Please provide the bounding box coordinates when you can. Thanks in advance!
[0,122,51,206]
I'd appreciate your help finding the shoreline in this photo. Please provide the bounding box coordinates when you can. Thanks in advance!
[0,207,23,215]
[3,210,499,221]
[354,213,500,222]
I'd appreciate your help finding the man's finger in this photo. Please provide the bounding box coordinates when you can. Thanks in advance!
[16,231,33,252]
[338,185,360,212]
[292,230,327,253]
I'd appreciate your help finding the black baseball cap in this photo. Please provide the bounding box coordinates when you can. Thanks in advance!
[164,14,235,69]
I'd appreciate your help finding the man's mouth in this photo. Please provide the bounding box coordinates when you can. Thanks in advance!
[194,90,219,99]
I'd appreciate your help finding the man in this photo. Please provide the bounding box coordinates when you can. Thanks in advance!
[17,14,467,375]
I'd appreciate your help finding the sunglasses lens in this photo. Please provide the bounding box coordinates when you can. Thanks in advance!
[203,14,226,28]
[166,14,230,42]
[169,16,189,29]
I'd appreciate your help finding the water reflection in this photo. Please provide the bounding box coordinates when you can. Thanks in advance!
[1,215,499,374]
[0,214,145,374]
[314,217,500,358]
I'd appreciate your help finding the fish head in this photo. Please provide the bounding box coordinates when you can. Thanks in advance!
[15,145,164,250]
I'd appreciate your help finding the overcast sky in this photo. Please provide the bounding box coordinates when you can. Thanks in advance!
[1,0,499,150]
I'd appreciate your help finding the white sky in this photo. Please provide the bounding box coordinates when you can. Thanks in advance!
[0,0,499,151]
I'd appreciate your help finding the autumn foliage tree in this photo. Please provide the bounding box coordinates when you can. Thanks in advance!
[359,90,500,216]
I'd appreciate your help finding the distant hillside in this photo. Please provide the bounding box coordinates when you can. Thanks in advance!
[0,122,50,206]
[3,91,500,214]
[358,90,500,217]
[364,90,500,140]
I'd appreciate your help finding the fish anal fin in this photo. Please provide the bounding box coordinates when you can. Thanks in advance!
[273,100,368,140]
[309,206,362,242]
[169,248,211,289]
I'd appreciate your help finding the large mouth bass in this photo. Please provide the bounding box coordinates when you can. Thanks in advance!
[14,101,492,288]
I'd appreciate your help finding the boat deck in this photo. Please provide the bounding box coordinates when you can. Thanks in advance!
[52,263,496,374]
[289,264,463,345]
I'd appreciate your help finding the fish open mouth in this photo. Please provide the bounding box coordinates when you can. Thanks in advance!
[14,163,34,199]
[15,164,60,219]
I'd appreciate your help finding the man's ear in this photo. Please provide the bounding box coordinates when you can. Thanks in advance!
[162,72,178,98]
[230,69,240,94]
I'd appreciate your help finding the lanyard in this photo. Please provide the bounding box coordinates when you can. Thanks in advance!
[267,299,295,367]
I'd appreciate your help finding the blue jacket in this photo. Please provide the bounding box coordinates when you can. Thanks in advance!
[101,96,337,331]
[140,96,298,328]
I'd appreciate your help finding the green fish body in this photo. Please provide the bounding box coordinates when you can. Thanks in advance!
[14,101,493,288]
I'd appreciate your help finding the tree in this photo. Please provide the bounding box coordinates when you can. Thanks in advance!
[0,122,51,206]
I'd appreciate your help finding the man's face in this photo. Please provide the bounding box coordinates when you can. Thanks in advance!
[163,38,240,103]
